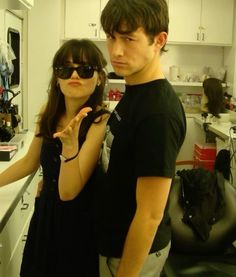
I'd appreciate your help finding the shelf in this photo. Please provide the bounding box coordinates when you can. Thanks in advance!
[171,81,203,87]
[171,81,228,87]
[107,79,229,87]
[108,79,125,84]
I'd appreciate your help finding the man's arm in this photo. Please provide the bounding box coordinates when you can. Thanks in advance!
[116,176,171,277]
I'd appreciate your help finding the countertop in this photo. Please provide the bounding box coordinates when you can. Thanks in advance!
[0,131,35,232]
[194,114,235,140]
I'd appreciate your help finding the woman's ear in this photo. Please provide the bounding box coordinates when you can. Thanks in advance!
[97,78,101,86]
[97,72,104,86]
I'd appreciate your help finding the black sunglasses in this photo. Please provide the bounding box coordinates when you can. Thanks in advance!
[55,65,99,79]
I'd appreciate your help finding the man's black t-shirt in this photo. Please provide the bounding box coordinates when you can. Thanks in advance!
[94,79,186,257]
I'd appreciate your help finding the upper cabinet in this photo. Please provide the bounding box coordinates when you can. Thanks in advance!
[64,0,101,39]
[168,0,234,46]
[64,0,109,40]
[64,0,234,46]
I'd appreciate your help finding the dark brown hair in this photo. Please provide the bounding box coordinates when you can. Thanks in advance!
[37,39,108,141]
[101,0,169,52]
[203,78,225,118]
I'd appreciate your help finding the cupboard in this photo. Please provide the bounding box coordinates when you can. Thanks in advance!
[0,170,40,277]
[64,0,101,39]
[168,0,234,45]
[64,0,234,46]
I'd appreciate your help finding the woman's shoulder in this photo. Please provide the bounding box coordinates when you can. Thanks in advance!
[93,105,110,123]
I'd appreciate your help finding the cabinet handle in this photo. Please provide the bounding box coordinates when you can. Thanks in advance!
[22,235,27,242]
[197,32,200,41]
[95,28,97,37]
[202,32,205,41]
[88,23,96,27]
[21,203,29,210]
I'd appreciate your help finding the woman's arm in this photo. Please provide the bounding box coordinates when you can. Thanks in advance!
[53,107,109,200]
[0,132,42,188]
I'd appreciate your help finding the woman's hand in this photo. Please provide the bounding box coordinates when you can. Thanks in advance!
[53,107,92,155]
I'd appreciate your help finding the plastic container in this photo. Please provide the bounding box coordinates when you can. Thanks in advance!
[194,143,216,171]
[194,143,216,160]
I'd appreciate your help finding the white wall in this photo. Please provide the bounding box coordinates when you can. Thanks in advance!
[96,40,225,95]
[96,41,224,80]
[27,0,62,131]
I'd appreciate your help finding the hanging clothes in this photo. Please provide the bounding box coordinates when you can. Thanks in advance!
[0,39,16,101]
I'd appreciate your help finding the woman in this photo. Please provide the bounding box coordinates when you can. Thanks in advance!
[0,39,109,277]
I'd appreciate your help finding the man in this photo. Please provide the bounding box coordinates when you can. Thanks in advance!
[94,0,186,276]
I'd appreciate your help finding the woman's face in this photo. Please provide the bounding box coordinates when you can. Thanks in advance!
[57,59,100,103]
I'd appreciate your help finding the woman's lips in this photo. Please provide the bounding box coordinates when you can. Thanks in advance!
[68,81,81,86]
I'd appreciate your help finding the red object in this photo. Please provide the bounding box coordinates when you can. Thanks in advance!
[194,143,216,171]
[0,87,4,94]
[108,89,122,101]
[193,157,215,171]
[194,143,216,160]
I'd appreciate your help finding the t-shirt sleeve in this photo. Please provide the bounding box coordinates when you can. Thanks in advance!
[135,114,182,178]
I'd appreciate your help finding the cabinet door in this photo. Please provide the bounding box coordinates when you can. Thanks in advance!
[0,237,4,277]
[65,0,100,39]
[4,237,23,277]
[0,200,22,277]
[168,0,201,43]
[0,171,39,277]
[201,0,234,45]
[5,212,34,277]
[20,170,39,224]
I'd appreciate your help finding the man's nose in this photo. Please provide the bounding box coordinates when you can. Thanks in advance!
[111,41,124,57]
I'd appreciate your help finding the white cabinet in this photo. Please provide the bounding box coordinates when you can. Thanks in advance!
[64,0,101,39]
[64,0,110,40]
[64,0,234,45]
[0,170,40,277]
[168,0,234,46]
[168,0,201,44]
[200,0,234,45]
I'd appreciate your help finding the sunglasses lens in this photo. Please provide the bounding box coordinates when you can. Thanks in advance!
[77,66,95,78]
[55,67,73,79]
[55,66,97,79]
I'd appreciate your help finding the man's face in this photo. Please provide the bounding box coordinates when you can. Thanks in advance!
[106,27,158,83]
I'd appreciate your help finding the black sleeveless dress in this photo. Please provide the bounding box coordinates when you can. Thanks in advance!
[19,111,107,277]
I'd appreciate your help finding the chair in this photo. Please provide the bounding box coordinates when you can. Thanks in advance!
[162,176,236,277]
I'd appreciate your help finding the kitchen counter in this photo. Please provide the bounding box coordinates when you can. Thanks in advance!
[0,131,35,232]
[194,114,235,140]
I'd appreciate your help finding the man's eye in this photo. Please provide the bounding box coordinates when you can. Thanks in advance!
[106,34,113,40]
[124,37,134,41]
